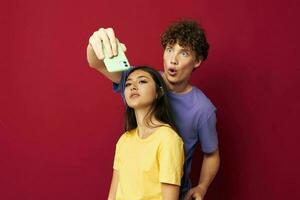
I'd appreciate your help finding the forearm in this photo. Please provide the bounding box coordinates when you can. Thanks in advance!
[108,170,119,200]
[87,44,106,69]
[197,150,220,194]
[161,183,180,200]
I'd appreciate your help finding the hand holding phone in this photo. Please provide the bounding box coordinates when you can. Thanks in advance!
[103,41,130,72]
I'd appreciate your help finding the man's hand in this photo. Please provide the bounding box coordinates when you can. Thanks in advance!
[184,150,220,200]
[87,27,126,83]
[88,28,126,61]
[183,185,206,200]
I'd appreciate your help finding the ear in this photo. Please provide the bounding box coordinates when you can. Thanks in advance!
[194,59,202,69]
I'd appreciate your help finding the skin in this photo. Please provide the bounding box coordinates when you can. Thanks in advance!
[124,70,157,112]
[88,28,220,200]
[162,43,201,93]
[162,43,220,200]
[108,69,180,199]
[107,170,118,200]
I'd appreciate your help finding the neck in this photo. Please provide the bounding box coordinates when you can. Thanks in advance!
[134,107,162,139]
[168,82,193,93]
[163,75,192,94]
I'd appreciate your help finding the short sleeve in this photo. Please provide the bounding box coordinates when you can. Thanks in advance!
[113,134,126,171]
[158,132,184,186]
[112,68,133,94]
[113,143,120,171]
[198,111,218,153]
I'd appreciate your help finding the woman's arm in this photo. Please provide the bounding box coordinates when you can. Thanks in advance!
[161,183,180,200]
[107,170,119,200]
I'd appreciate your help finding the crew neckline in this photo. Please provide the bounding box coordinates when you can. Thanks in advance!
[169,86,194,95]
[134,124,170,141]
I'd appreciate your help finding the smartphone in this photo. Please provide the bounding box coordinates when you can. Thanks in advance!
[103,41,130,72]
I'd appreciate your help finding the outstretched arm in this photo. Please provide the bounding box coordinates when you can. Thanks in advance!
[87,28,126,83]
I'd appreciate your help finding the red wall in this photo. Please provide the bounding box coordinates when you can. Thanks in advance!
[1,0,299,199]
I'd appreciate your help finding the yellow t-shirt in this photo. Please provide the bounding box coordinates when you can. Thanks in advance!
[113,125,184,200]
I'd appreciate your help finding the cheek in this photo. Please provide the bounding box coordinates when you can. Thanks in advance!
[124,89,130,102]
[150,89,158,102]
[143,87,157,102]
[163,53,169,63]
[181,60,195,71]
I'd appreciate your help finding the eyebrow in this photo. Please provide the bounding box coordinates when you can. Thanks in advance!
[180,47,191,52]
[166,44,191,52]
[126,76,150,81]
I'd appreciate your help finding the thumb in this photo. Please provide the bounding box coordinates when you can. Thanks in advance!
[120,43,127,52]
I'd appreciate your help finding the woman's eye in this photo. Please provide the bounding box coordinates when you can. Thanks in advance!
[139,80,147,84]
[125,83,131,87]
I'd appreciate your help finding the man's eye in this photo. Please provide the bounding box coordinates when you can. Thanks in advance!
[125,83,131,87]
[166,47,172,53]
[181,51,189,56]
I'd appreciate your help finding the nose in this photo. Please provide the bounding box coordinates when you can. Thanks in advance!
[170,53,178,65]
[130,82,138,91]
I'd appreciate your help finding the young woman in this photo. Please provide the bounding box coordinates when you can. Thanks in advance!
[108,66,184,200]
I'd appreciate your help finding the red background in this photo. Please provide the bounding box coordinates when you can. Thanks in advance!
[1,0,299,199]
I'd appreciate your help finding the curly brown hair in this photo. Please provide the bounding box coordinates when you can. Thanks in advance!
[160,20,209,61]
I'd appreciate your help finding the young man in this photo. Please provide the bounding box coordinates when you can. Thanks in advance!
[87,20,220,200]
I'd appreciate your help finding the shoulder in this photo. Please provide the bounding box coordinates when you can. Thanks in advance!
[156,125,183,144]
[116,129,136,145]
[190,86,216,114]
[172,86,216,114]
[192,87,215,105]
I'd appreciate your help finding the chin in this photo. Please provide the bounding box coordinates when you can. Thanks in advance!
[166,75,179,84]
[127,103,138,109]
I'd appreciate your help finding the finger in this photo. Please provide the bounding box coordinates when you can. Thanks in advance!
[98,28,113,58]
[94,32,105,59]
[106,28,118,56]
[183,192,192,200]
[89,33,104,60]
[193,193,202,200]
[120,43,127,52]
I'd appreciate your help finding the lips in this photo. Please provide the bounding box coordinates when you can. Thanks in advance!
[130,93,140,98]
[167,68,177,76]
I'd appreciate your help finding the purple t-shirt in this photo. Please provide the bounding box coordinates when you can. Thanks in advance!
[113,69,218,196]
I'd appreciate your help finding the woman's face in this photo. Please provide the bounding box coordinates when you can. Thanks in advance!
[124,70,157,110]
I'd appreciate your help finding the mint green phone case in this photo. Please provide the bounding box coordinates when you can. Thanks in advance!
[103,41,130,72]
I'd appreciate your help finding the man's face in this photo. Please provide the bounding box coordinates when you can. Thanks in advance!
[163,43,201,85]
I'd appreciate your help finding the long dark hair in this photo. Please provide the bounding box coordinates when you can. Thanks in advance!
[124,66,178,133]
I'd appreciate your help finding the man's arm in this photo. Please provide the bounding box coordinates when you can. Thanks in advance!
[107,169,119,200]
[161,183,180,200]
[184,150,220,200]
[87,28,126,84]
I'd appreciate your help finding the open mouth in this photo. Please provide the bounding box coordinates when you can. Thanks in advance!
[168,68,177,76]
